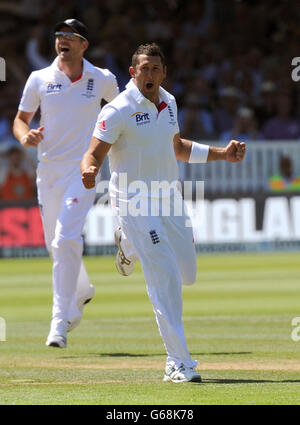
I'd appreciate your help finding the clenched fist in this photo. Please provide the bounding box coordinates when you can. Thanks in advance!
[81,165,98,189]
[225,140,246,162]
[21,126,44,147]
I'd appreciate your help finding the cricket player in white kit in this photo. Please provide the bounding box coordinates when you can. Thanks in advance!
[81,43,246,382]
[13,19,119,348]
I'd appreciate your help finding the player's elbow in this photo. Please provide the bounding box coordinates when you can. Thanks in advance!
[174,140,186,162]
[12,116,20,134]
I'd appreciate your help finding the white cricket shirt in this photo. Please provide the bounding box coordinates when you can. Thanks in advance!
[93,79,180,200]
[19,57,119,164]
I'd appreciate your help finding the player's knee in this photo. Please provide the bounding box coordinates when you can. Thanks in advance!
[51,236,82,252]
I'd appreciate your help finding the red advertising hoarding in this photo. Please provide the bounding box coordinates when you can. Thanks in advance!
[0,205,44,247]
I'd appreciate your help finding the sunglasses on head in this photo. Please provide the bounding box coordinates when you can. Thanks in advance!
[55,31,87,41]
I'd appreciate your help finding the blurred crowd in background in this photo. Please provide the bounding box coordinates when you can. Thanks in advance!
[1,0,300,202]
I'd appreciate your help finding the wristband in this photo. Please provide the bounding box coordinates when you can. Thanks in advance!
[188,142,209,163]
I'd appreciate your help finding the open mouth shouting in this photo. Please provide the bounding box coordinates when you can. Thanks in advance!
[145,82,154,90]
[59,46,71,55]
[61,47,70,52]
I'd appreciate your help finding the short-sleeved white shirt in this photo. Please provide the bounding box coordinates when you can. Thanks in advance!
[19,57,119,164]
[93,79,180,199]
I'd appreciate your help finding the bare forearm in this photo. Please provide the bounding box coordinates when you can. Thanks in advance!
[208,140,246,163]
[207,146,226,162]
[81,138,112,189]
[13,111,43,147]
[174,133,246,164]
[13,117,30,143]
[80,150,100,175]
[179,140,226,162]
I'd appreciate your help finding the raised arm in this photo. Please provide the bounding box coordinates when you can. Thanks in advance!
[80,137,112,189]
[173,133,246,163]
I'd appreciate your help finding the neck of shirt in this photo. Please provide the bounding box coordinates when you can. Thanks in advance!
[158,101,167,114]
[71,73,82,83]
[56,57,84,83]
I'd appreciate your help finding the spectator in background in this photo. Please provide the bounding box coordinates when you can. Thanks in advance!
[245,47,264,100]
[2,0,300,150]
[213,86,241,134]
[0,114,10,141]
[0,143,35,202]
[26,25,53,71]
[255,81,277,128]
[268,155,300,191]
[262,93,300,140]
[0,103,19,146]
[200,44,223,85]
[219,107,262,143]
[178,93,215,141]
[182,0,214,38]
[216,66,236,93]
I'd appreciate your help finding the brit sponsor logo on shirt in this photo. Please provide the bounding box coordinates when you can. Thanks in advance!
[131,112,150,126]
[82,78,96,98]
[46,82,62,94]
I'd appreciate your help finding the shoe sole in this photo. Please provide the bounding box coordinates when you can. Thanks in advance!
[114,230,134,276]
[46,338,67,348]
[47,342,65,348]
[115,255,128,276]
[114,231,126,275]
[163,375,202,383]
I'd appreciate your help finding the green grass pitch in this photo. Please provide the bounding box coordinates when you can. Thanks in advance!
[0,252,299,405]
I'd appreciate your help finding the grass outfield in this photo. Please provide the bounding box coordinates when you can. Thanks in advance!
[0,252,299,405]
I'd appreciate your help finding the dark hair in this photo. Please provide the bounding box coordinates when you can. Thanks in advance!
[131,43,166,68]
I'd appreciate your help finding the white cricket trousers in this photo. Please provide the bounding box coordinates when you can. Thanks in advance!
[36,161,95,331]
[115,201,197,368]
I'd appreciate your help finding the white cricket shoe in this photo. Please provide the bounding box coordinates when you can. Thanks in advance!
[45,334,67,348]
[114,227,135,276]
[67,284,95,332]
[46,319,67,348]
[163,363,202,383]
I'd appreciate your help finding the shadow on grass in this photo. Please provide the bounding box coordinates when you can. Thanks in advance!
[59,353,163,359]
[195,352,252,356]
[59,351,252,359]
[203,378,300,384]
[98,351,253,357]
